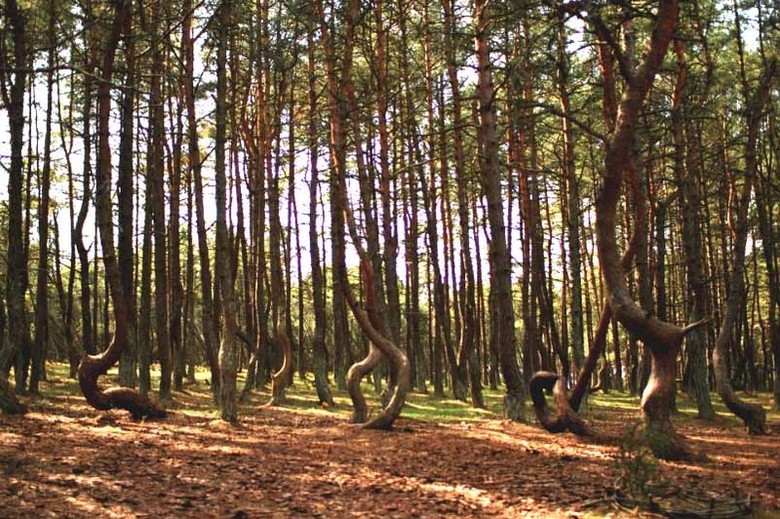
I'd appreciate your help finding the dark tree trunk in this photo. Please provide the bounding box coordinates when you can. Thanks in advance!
[1,0,32,404]
[712,28,775,432]
[183,0,220,399]
[305,23,333,407]
[117,4,137,389]
[671,40,714,420]
[29,0,57,394]
[77,0,165,420]
[476,0,525,420]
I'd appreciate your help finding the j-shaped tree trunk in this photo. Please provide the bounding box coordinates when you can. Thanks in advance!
[712,37,775,433]
[78,0,165,420]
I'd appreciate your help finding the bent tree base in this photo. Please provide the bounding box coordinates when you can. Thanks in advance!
[641,345,691,460]
[530,371,591,436]
[79,355,167,420]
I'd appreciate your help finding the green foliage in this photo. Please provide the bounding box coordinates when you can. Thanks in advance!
[615,421,659,500]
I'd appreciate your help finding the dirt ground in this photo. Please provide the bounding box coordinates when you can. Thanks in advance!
[1,378,778,518]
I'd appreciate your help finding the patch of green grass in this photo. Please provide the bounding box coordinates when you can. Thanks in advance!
[22,362,780,428]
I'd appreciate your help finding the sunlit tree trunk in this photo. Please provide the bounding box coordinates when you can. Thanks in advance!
[593,0,703,460]
[215,0,240,422]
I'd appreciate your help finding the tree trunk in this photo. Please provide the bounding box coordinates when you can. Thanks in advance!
[1,0,32,403]
[183,0,220,399]
[344,263,410,431]
[117,3,137,389]
[305,22,333,407]
[29,0,57,394]
[712,30,775,432]
[214,0,240,423]
[670,40,714,420]
[476,0,525,420]
[592,0,702,460]
[77,0,165,420]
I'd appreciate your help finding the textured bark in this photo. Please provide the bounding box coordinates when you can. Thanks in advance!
[592,0,694,459]
[530,372,591,436]
[2,0,31,394]
[77,0,165,420]
[712,45,775,434]
[214,0,239,423]
[671,40,714,420]
[344,263,410,431]
[269,331,293,407]
[476,0,525,420]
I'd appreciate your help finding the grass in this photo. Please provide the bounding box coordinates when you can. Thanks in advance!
[21,362,780,428]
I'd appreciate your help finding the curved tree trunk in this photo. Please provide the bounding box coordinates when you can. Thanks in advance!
[712,50,775,434]
[344,262,410,431]
[594,0,703,460]
[78,0,165,420]
[269,330,293,406]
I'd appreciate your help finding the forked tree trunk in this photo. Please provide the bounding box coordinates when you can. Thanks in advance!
[78,0,165,420]
[593,0,698,460]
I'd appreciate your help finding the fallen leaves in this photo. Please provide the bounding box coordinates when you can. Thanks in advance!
[0,391,777,518]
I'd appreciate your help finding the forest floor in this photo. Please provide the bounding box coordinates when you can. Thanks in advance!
[1,366,778,518]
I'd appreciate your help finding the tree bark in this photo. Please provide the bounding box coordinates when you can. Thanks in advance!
[117,2,137,389]
[712,34,775,433]
[77,0,165,420]
[214,0,240,423]
[671,39,714,420]
[1,0,32,402]
[476,0,525,420]
[29,0,57,394]
[593,0,697,460]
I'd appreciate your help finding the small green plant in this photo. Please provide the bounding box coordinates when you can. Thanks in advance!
[615,422,659,499]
